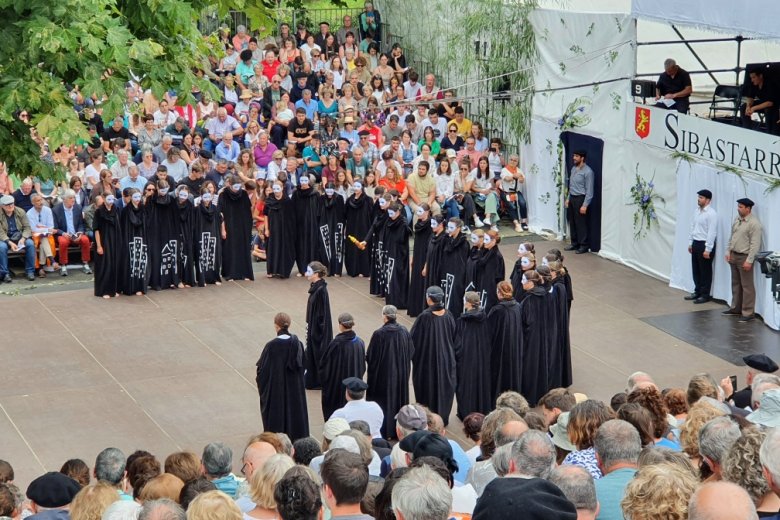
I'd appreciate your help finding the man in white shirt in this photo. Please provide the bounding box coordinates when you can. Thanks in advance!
[110,149,132,179]
[329,377,384,439]
[420,109,448,142]
[687,189,718,304]
[26,193,58,274]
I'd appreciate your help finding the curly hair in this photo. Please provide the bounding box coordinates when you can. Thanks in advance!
[621,462,698,520]
[627,387,669,439]
[662,388,689,417]
[679,401,726,459]
[722,427,768,506]
[274,472,322,520]
[567,400,614,450]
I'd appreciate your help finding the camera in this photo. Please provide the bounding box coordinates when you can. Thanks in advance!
[755,251,780,302]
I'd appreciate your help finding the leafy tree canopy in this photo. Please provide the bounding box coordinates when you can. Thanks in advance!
[0,0,273,180]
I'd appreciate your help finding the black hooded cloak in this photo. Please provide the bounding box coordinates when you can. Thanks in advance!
[118,202,149,295]
[264,194,296,278]
[365,204,388,296]
[344,191,373,277]
[193,201,223,286]
[440,233,469,318]
[410,305,457,426]
[383,214,410,308]
[176,198,196,287]
[366,321,414,439]
[454,308,493,419]
[220,187,254,280]
[319,330,366,420]
[146,193,180,290]
[256,330,310,440]
[520,286,552,404]
[292,185,322,275]
[305,278,333,389]
[93,204,122,297]
[472,246,505,313]
[486,298,524,401]
[318,193,346,276]
[407,217,432,317]
[549,278,572,388]
[424,229,446,291]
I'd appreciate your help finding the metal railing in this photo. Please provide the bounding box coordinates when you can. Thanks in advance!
[200,7,366,40]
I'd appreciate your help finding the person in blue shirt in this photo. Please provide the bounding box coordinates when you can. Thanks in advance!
[302,135,324,178]
[340,116,359,147]
[295,89,319,121]
[214,132,241,163]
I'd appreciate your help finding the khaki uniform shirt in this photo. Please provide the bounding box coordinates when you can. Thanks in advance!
[726,213,762,263]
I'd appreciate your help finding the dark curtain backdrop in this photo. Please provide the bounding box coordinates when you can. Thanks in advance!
[561,131,603,253]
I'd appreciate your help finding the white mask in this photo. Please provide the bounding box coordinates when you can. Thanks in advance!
[415,207,424,216]
[300,176,310,186]
[158,188,169,196]
[272,185,283,194]
[131,193,142,203]
[521,274,528,285]
[521,257,531,268]
[379,198,388,208]
[305,266,314,277]
[541,257,549,266]
[483,235,492,245]
[518,244,527,254]
[430,219,438,229]
[105,195,116,205]
[325,188,335,196]
[353,182,363,191]
[232,183,243,191]
[447,222,457,233]
[470,234,479,244]
[178,191,189,201]
[201,193,213,202]
[388,209,397,218]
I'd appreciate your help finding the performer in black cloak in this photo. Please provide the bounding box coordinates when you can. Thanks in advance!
[382,202,410,308]
[264,181,296,278]
[548,248,574,311]
[475,231,505,312]
[487,281,524,401]
[519,270,552,405]
[174,186,196,288]
[546,258,572,388]
[93,194,122,298]
[292,174,322,276]
[410,286,457,426]
[304,261,333,390]
[422,213,446,292]
[220,175,254,280]
[366,305,414,439]
[145,180,180,290]
[510,251,536,304]
[464,229,484,304]
[344,179,373,277]
[192,188,223,286]
[319,183,346,276]
[361,192,390,296]
[319,312,366,420]
[454,292,493,420]
[256,312,309,440]
[439,218,469,318]
[407,204,432,317]
[119,190,149,296]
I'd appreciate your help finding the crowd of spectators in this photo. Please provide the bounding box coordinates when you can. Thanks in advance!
[3,363,780,520]
[0,1,531,282]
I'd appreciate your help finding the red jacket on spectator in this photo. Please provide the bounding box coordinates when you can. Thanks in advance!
[261,60,282,83]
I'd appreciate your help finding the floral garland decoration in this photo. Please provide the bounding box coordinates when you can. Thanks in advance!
[629,164,665,239]
[551,97,593,229]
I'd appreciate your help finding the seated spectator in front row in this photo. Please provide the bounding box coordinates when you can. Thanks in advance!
[26,472,81,520]
[0,195,35,282]
[201,443,238,498]
[27,193,58,277]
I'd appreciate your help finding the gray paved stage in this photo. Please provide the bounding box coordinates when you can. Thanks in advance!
[0,239,752,486]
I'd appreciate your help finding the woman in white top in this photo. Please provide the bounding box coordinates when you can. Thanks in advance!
[299,34,321,64]
[278,64,293,92]
[374,53,395,85]
[338,83,358,114]
[219,44,239,72]
[487,138,506,178]
[469,155,500,230]
[330,56,345,91]
[412,142,436,174]
[471,122,489,152]
[434,157,460,219]
[222,74,239,106]
[499,154,528,232]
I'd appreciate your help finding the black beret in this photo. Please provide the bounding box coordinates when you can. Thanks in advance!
[26,472,81,508]
[697,189,712,199]
[737,197,754,208]
[343,377,368,392]
[744,354,778,373]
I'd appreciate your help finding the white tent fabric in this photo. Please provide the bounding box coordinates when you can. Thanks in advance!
[670,160,780,330]
[632,0,780,40]
[521,118,561,235]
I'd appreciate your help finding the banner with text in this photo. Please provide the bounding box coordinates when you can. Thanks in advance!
[625,103,780,180]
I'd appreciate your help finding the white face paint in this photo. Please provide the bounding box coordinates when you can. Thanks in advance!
[178,191,189,201]
[105,195,116,205]
[272,185,283,194]
[415,207,424,216]
[379,198,388,208]
[541,257,549,266]
[299,176,310,186]
[232,183,243,191]
[446,222,457,233]
[305,266,314,277]
[158,188,169,196]
[521,274,528,285]
[353,182,363,191]
[518,244,527,254]
[483,235,492,245]
[201,192,213,202]
[470,234,479,244]
[521,257,531,268]
[430,219,438,229]
[387,209,397,218]
[325,188,335,196]
[131,193,142,203]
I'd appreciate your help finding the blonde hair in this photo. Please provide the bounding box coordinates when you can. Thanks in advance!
[138,473,185,503]
[249,454,295,508]
[621,462,698,520]
[679,400,725,459]
[186,491,242,520]
[70,483,119,520]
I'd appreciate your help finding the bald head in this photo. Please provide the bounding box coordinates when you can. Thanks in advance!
[242,442,277,478]
[688,481,758,520]
[494,420,529,447]
[627,371,655,392]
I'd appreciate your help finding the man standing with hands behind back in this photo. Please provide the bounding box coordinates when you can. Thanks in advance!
[723,198,762,322]
[686,189,717,304]
[565,150,594,255]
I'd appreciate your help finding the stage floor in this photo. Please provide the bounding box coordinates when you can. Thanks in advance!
[0,239,767,486]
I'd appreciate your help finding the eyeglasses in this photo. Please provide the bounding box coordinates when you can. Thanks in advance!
[272,80,280,84]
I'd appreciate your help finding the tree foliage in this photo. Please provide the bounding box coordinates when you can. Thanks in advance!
[0,0,270,180]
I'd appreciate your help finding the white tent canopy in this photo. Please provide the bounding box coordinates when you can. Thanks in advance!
[632,0,780,40]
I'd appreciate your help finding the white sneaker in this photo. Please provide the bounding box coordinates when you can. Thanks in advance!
[83,263,92,274]
[474,216,484,227]
[491,225,499,232]
[483,216,491,226]
[61,266,68,277]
